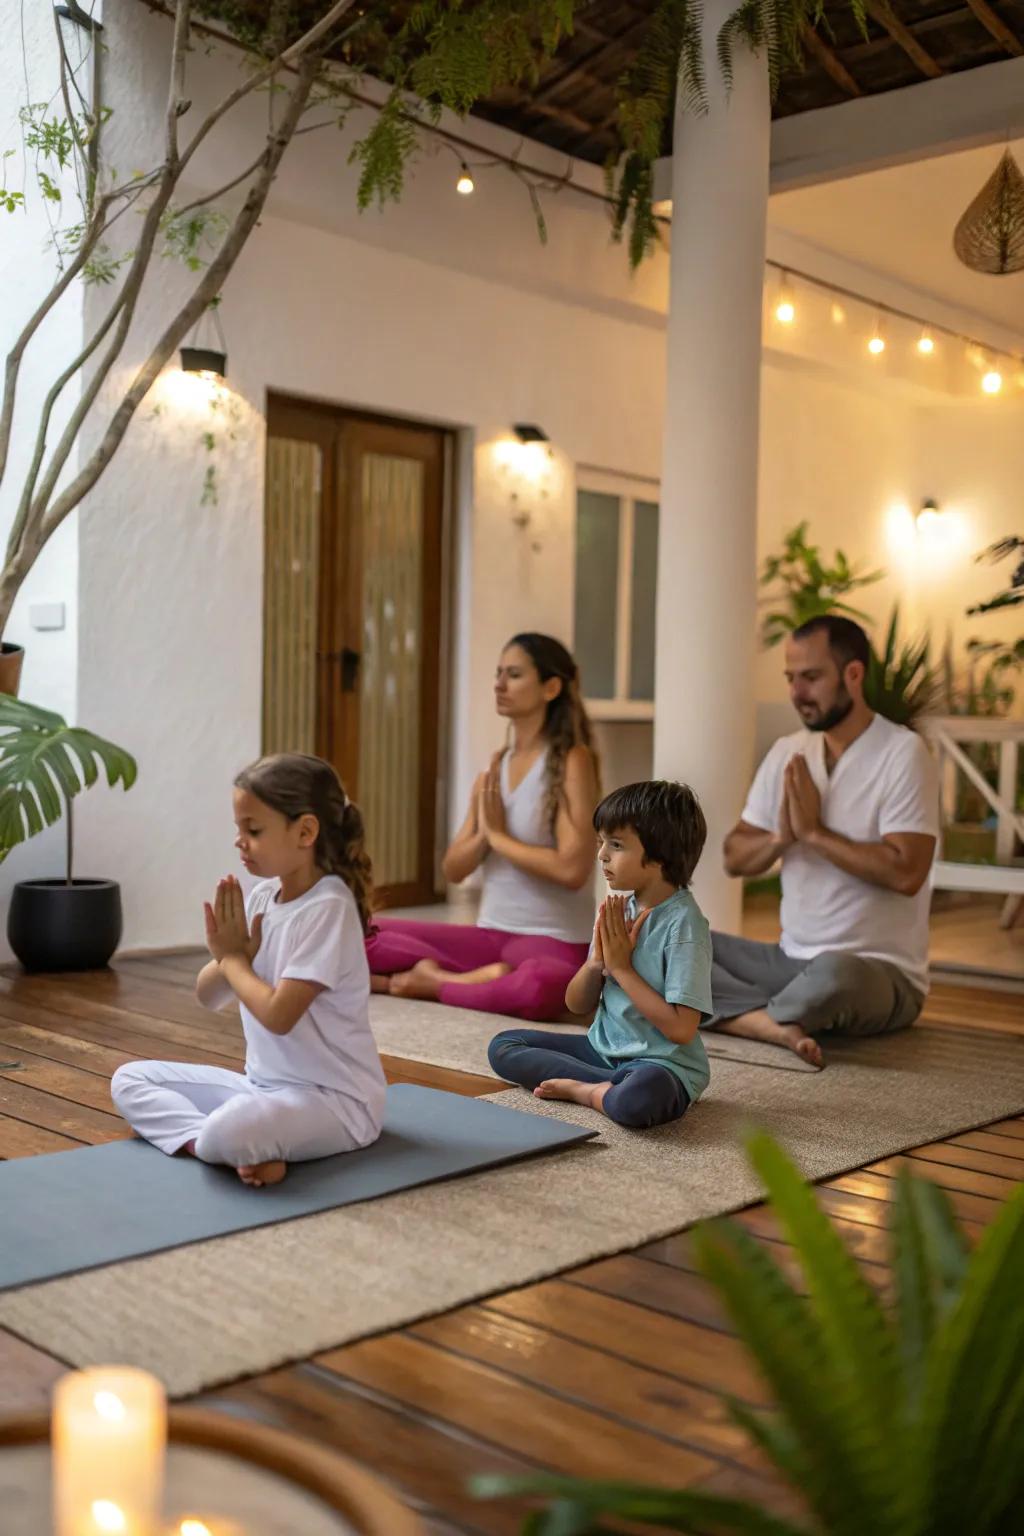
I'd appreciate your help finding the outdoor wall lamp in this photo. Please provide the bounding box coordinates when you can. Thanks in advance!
[180,302,228,380]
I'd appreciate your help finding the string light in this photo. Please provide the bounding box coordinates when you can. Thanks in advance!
[764,262,1023,397]
[774,271,796,325]
[455,163,474,195]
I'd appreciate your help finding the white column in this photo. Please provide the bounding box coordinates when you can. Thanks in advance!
[653,5,771,931]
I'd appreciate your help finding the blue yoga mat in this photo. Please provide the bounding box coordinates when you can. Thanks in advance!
[0,1084,595,1291]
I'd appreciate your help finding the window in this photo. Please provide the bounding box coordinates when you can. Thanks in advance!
[573,471,659,718]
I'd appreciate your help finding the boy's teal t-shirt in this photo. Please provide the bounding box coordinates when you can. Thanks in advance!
[587,889,713,1104]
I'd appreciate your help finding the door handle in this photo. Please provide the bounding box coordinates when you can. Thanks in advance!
[316,647,362,692]
[341,646,361,692]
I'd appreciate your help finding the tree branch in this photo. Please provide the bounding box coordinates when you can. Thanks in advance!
[174,0,358,181]
[22,55,322,597]
[165,0,193,165]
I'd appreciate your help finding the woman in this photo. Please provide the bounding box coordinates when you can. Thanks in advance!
[367,633,600,1021]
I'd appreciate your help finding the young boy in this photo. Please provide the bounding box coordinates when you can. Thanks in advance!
[487,781,712,1128]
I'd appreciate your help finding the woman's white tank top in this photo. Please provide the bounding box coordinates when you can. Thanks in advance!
[476,748,595,945]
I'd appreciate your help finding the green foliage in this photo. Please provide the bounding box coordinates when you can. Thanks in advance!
[161,207,230,271]
[476,1133,1024,1535]
[609,0,869,268]
[967,537,1024,616]
[758,522,883,648]
[0,696,136,879]
[863,607,942,728]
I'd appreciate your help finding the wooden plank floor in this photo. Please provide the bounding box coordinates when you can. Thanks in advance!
[0,930,1022,1533]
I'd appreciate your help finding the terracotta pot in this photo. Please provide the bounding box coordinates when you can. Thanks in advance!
[0,642,24,697]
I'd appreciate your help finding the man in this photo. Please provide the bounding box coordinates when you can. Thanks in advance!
[707,615,938,1067]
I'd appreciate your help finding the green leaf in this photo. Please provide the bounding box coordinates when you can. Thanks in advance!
[0,696,136,865]
[472,1473,812,1534]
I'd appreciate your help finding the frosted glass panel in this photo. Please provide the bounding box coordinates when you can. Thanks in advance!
[574,491,620,699]
[263,438,321,755]
[358,453,424,889]
[629,499,659,700]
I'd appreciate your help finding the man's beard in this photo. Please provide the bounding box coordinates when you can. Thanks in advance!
[801,688,854,733]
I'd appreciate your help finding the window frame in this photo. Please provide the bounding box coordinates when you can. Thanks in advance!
[573,466,659,722]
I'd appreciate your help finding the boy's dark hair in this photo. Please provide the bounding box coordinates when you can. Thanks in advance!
[593,780,707,889]
[791,614,871,676]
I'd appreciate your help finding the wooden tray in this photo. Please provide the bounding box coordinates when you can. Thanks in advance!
[0,1406,425,1535]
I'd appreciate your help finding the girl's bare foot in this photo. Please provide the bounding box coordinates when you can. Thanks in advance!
[534,1078,610,1114]
[237,1160,287,1188]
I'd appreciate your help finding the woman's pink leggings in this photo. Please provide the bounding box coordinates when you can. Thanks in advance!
[366,918,589,1022]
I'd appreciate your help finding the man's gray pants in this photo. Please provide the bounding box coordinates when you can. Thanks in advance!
[705,933,924,1037]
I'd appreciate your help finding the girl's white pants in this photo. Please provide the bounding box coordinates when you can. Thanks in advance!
[110,1060,375,1166]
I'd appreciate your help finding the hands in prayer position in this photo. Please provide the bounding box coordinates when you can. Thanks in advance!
[204,876,263,965]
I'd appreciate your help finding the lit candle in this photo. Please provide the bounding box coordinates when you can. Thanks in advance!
[52,1368,167,1536]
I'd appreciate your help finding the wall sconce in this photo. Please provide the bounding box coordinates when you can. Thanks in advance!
[513,423,549,443]
[180,301,228,380]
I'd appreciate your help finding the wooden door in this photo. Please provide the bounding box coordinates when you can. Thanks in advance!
[263,396,447,908]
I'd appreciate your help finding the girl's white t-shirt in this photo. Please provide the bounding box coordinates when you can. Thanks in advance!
[242,874,386,1140]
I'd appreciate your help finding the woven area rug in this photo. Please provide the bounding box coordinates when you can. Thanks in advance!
[368,994,820,1073]
[1,1025,1021,1397]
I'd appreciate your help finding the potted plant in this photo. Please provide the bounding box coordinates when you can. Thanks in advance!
[476,1132,1024,1534]
[863,605,943,728]
[758,522,883,648]
[0,695,136,971]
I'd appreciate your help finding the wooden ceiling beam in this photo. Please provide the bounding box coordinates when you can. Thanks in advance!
[964,0,1024,55]
[533,11,651,106]
[800,22,864,97]
[863,0,945,78]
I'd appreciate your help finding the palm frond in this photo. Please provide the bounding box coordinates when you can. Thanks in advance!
[472,1474,813,1534]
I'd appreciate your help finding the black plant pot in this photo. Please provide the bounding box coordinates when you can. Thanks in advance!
[7,879,123,972]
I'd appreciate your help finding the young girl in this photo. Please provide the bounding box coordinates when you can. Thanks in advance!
[366,633,601,1022]
[111,754,386,1188]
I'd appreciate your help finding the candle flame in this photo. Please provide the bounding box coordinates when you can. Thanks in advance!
[91,1500,127,1533]
[93,1391,127,1422]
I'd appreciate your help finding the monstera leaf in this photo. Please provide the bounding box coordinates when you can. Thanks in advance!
[0,694,136,870]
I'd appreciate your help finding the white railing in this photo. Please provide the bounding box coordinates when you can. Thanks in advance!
[918,715,1024,921]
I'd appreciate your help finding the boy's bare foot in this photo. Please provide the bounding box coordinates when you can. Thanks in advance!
[237,1160,287,1188]
[717,1009,824,1069]
[534,1078,611,1114]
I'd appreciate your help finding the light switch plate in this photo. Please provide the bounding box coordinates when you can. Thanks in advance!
[28,602,65,631]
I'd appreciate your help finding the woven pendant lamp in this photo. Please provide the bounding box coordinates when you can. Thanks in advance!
[953,149,1024,275]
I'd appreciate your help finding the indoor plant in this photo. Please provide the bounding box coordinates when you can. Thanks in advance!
[0,694,136,970]
[476,1131,1024,1534]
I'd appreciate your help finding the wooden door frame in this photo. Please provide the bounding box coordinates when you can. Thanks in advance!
[264,393,454,908]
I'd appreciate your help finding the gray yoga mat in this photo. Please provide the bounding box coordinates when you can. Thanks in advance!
[0,1084,595,1291]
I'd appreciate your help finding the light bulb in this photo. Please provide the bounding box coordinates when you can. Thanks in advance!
[773,272,795,325]
[831,302,846,325]
[982,369,1003,394]
[917,331,935,355]
[91,1502,127,1535]
[180,1522,213,1536]
[868,334,886,355]
[456,164,474,195]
